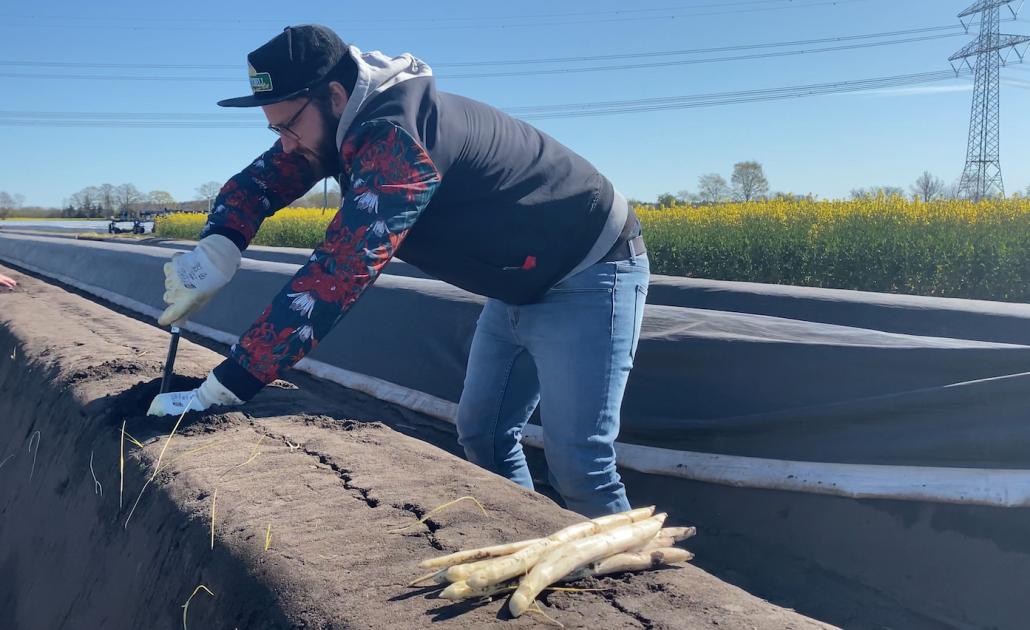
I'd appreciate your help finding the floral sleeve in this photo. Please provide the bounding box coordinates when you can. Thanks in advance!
[200,140,320,250]
[214,121,441,397]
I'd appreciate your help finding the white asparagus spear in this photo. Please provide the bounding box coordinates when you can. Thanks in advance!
[410,551,527,588]
[444,554,508,583]
[440,547,692,601]
[417,537,544,570]
[442,526,688,584]
[419,507,666,570]
[632,526,697,553]
[508,513,667,618]
[561,547,693,582]
[439,578,517,601]
[465,506,655,589]
[657,526,696,542]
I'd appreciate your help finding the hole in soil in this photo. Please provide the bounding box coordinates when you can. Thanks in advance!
[85,375,207,443]
[119,376,205,417]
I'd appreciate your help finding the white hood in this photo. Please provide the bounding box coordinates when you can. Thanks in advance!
[335,45,433,148]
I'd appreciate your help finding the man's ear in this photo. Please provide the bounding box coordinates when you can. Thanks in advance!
[328,81,349,117]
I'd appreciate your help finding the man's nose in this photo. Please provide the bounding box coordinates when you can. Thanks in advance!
[280,135,299,153]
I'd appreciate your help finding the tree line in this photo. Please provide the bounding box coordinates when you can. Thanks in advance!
[8,170,1029,221]
[0,177,346,221]
[642,164,1030,208]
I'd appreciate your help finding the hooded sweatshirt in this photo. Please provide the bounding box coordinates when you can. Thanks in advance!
[204,46,630,401]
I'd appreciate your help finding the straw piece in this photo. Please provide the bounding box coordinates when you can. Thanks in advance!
[181,584,214,630]
[528,603,564,629]
[122,431,146,449]
[124,395,193,529]
[27,430,40,482]
[89,450,103,496]
[217,436,264,480]
[210,490,217,550]
[119,420,126,509]
[390,496,488,533]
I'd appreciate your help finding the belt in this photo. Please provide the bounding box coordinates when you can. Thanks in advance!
[599,234,646,263]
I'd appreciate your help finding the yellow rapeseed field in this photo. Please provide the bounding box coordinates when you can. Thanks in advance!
[157,207,335,249]
[157,197,1030,301]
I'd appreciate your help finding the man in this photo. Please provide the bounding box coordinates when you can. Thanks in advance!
[148,25,649,517]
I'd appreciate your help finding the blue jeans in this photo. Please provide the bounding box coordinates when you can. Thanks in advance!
[456,253,649,516]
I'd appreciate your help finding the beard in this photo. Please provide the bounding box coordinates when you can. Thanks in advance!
[308,104,343,179]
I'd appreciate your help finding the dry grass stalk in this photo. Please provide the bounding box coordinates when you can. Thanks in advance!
[119,420,126,509]
[181,584,214,630]
[122,431,146,449]
[124,395,194,529]
[164,440,225,466]
[217,436,265,480]
[544,586,612,593]
[210,489,217,550]
[528,602,564,629]
[390,495,488,533]
[27,430,40,482]
[89,450,103,496]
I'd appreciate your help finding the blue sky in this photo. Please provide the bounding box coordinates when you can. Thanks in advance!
[2,0,1029,207]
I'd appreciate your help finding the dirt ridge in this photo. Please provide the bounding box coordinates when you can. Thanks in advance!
[0,265,832,629]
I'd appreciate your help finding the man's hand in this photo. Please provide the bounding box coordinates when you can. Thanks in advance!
[0,273,16,289]
[158,235,241,327]
[147,372,244,417]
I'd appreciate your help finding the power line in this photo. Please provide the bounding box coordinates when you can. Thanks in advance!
[0,72,235,82]
[0,69,974,127]
[0,32,965,84]
[0,1,847,26]
[0,0,875,33]
[510,71,968,117]
[0,23,974,71]
[442,33,964,79]
[0,111,258,120]
[435,23,982,67]
[0,60,240,70]
[0,22,977,73]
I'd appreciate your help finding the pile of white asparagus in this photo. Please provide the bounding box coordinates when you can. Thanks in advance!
[414,506,694,618]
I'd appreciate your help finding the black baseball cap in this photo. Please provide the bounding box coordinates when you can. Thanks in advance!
[217,24,349,108]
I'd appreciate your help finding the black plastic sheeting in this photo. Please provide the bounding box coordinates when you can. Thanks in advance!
[5,233,1030,470]
[334,271,1030,470]
[622,304,1030,467]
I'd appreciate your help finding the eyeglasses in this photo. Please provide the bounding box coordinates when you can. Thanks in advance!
[267,94,312,141]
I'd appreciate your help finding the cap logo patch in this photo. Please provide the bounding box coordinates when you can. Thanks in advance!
[248,63,274,93]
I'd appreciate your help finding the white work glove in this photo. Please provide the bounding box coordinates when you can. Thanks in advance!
[147,372,244,417]
[158,234,241,327]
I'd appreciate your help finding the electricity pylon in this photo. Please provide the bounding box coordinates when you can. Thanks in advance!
[949,0,1030,200]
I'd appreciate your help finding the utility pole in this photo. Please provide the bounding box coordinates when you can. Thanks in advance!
[949,0,1030,200]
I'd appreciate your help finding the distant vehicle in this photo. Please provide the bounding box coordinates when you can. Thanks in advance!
[107,210,164,235]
